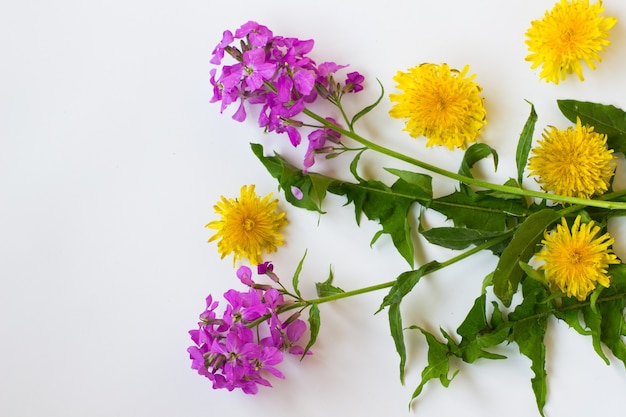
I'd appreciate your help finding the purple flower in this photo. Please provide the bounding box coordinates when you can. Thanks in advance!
[257,261,273,275]
[210,30,234,65]
[234,21,273,47]
[345,71,365,93]
[188,265,311,394]
[303,118,342,172]
[242,48,276,91]
[209,21,363,169]
[237,266,254,286]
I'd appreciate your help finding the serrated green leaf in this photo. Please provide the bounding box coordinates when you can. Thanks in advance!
[315,267,345,297]
[420,227,510,250]
[410,327,459,406]
[597,264,626,365]
[581,302,610,364]
[557,99,626,154]
[430,185,528,234]
[251,143,335,212]
[458,143,499,179]
[456,294,509,363]
[493,209,561,306]
[389,302,407,384]
[516,101,537,185]
[329,171,433,266]
[509,279,549,417]
[302,303,320,358]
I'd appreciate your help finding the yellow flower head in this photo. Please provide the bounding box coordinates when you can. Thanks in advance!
[525,0,617,84]
[207,185,287,265]
[535,215,619,301]
[389,63,486,150]
[527,118,616,199]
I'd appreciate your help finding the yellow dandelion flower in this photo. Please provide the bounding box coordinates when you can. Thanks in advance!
[389,63,486,150]
[527,118,615,199]
[535,215,619,301]
[207,185,287,265]
[525,0,617,84]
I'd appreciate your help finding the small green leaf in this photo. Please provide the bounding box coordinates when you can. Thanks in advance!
[302,303,320,358]
[315,267,344,297]
[456,294,508,363]
[516,101,537,185]
[350,79,384,128]
[458,143,499,179]
[251,143,337,212]
[389,302,407,384]
[420,227,510,250]
[557,99,626,154]
[377,262,441,313]
[493,209,561,306]
[291,250,307,299]
[410,327,459,406]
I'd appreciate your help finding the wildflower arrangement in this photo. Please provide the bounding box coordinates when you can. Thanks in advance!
[190,1,626,415]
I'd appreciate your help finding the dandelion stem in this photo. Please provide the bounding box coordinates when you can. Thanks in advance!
[302,108,626,211]
[293,232,513,308]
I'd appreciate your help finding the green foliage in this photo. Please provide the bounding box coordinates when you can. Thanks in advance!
[516,101,537,186]
[430,185,528,233]
[508,279,549,416]
[493,209,562,306]
[458,143,499,178]
[248,93,626,416]
[302,303,321,358]
[315,267,345,297]
[251,143,335,212]
[328,170,433,267]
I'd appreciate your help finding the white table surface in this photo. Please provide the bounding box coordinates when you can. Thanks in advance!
[1,1,625,416]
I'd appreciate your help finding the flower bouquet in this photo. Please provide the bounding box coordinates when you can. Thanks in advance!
[189,1,626,415]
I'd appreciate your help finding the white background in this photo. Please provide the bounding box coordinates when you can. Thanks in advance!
[2,1,626,416]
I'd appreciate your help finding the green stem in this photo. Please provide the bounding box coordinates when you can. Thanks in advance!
[302,108,626,211]
[284,232,513,310]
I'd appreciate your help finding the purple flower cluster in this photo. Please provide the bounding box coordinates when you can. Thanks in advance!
[210,21,365,171]
[187,264,308,394]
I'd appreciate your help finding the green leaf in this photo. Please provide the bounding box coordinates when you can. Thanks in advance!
[557,99,626,154]
[429,185,528,235]
[329,170,433,266]
[302,303,320,358]
[509,279,550,417]
[349,149,367,182]
[377,262,441,313]
[420,227,510,250]
[516,101,537,186]
[456,293,509,363]
[291,250,307,299]
[315,267,345,297]
[410,327,459,406]
[251,143,335,212]
[493,209,561,306]
[350,79,385,128]
[458,143,498,179]
[553,265,626,366]
[384,168,433,203]
[596,264,626,365]
[388,302,407,384]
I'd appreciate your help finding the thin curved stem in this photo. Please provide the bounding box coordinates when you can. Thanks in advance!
[302,108,626,211]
